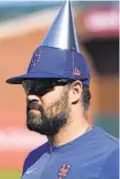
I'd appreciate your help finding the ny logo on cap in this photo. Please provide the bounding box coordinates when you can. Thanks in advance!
[73,67,81,75]
[58,163,71,179]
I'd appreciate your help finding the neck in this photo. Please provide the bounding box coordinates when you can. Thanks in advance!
[47,114,91,146]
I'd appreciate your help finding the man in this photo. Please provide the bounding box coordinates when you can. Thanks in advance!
[6,1,118,179]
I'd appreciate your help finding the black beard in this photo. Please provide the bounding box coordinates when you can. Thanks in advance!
[26,93,69,136]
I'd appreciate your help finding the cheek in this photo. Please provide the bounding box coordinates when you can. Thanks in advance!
[41,87,63,109]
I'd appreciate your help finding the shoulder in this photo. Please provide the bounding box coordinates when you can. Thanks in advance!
[22,142,49,175]
[95,127,119,178]
[92,127,118,150]
[100,128,118,149]
[99,146,119,179]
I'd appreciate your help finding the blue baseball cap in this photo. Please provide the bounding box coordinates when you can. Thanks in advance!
[6,1,90,86]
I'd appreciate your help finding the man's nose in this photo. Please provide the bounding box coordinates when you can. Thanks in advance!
[27,95,43,106]
[27,95,40,102]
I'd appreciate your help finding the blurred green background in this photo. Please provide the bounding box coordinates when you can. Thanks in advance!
[0,171,21,179]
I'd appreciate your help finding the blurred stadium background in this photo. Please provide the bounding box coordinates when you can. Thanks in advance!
[0,1,119,179]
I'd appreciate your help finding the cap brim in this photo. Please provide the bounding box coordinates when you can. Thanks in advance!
[6,72,67,84]
[6,72,89,85]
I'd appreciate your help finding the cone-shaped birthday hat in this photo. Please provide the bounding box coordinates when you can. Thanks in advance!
[41,0,80,52]
[6,0,90,86]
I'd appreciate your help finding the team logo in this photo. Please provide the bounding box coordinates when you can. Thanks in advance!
[58,163,71,179]
[73,67,81,75]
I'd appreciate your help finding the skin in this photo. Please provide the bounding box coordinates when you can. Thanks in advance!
[26,80,90,146]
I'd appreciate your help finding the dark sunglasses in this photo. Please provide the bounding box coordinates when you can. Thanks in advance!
[22,79,74,96]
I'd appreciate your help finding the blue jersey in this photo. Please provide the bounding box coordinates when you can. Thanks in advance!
[22,127,119,179]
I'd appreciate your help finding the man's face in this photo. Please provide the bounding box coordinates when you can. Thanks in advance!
[22,79,71,136]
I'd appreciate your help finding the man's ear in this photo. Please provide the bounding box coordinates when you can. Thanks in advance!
[69,80,82,104]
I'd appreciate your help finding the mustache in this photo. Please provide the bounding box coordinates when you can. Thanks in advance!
[27,100,43,112]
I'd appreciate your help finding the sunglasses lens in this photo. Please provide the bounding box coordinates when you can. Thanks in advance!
[22,80,54,95]
[22,79,74,95]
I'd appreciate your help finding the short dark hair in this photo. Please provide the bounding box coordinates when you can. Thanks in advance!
[82,85,91,111]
